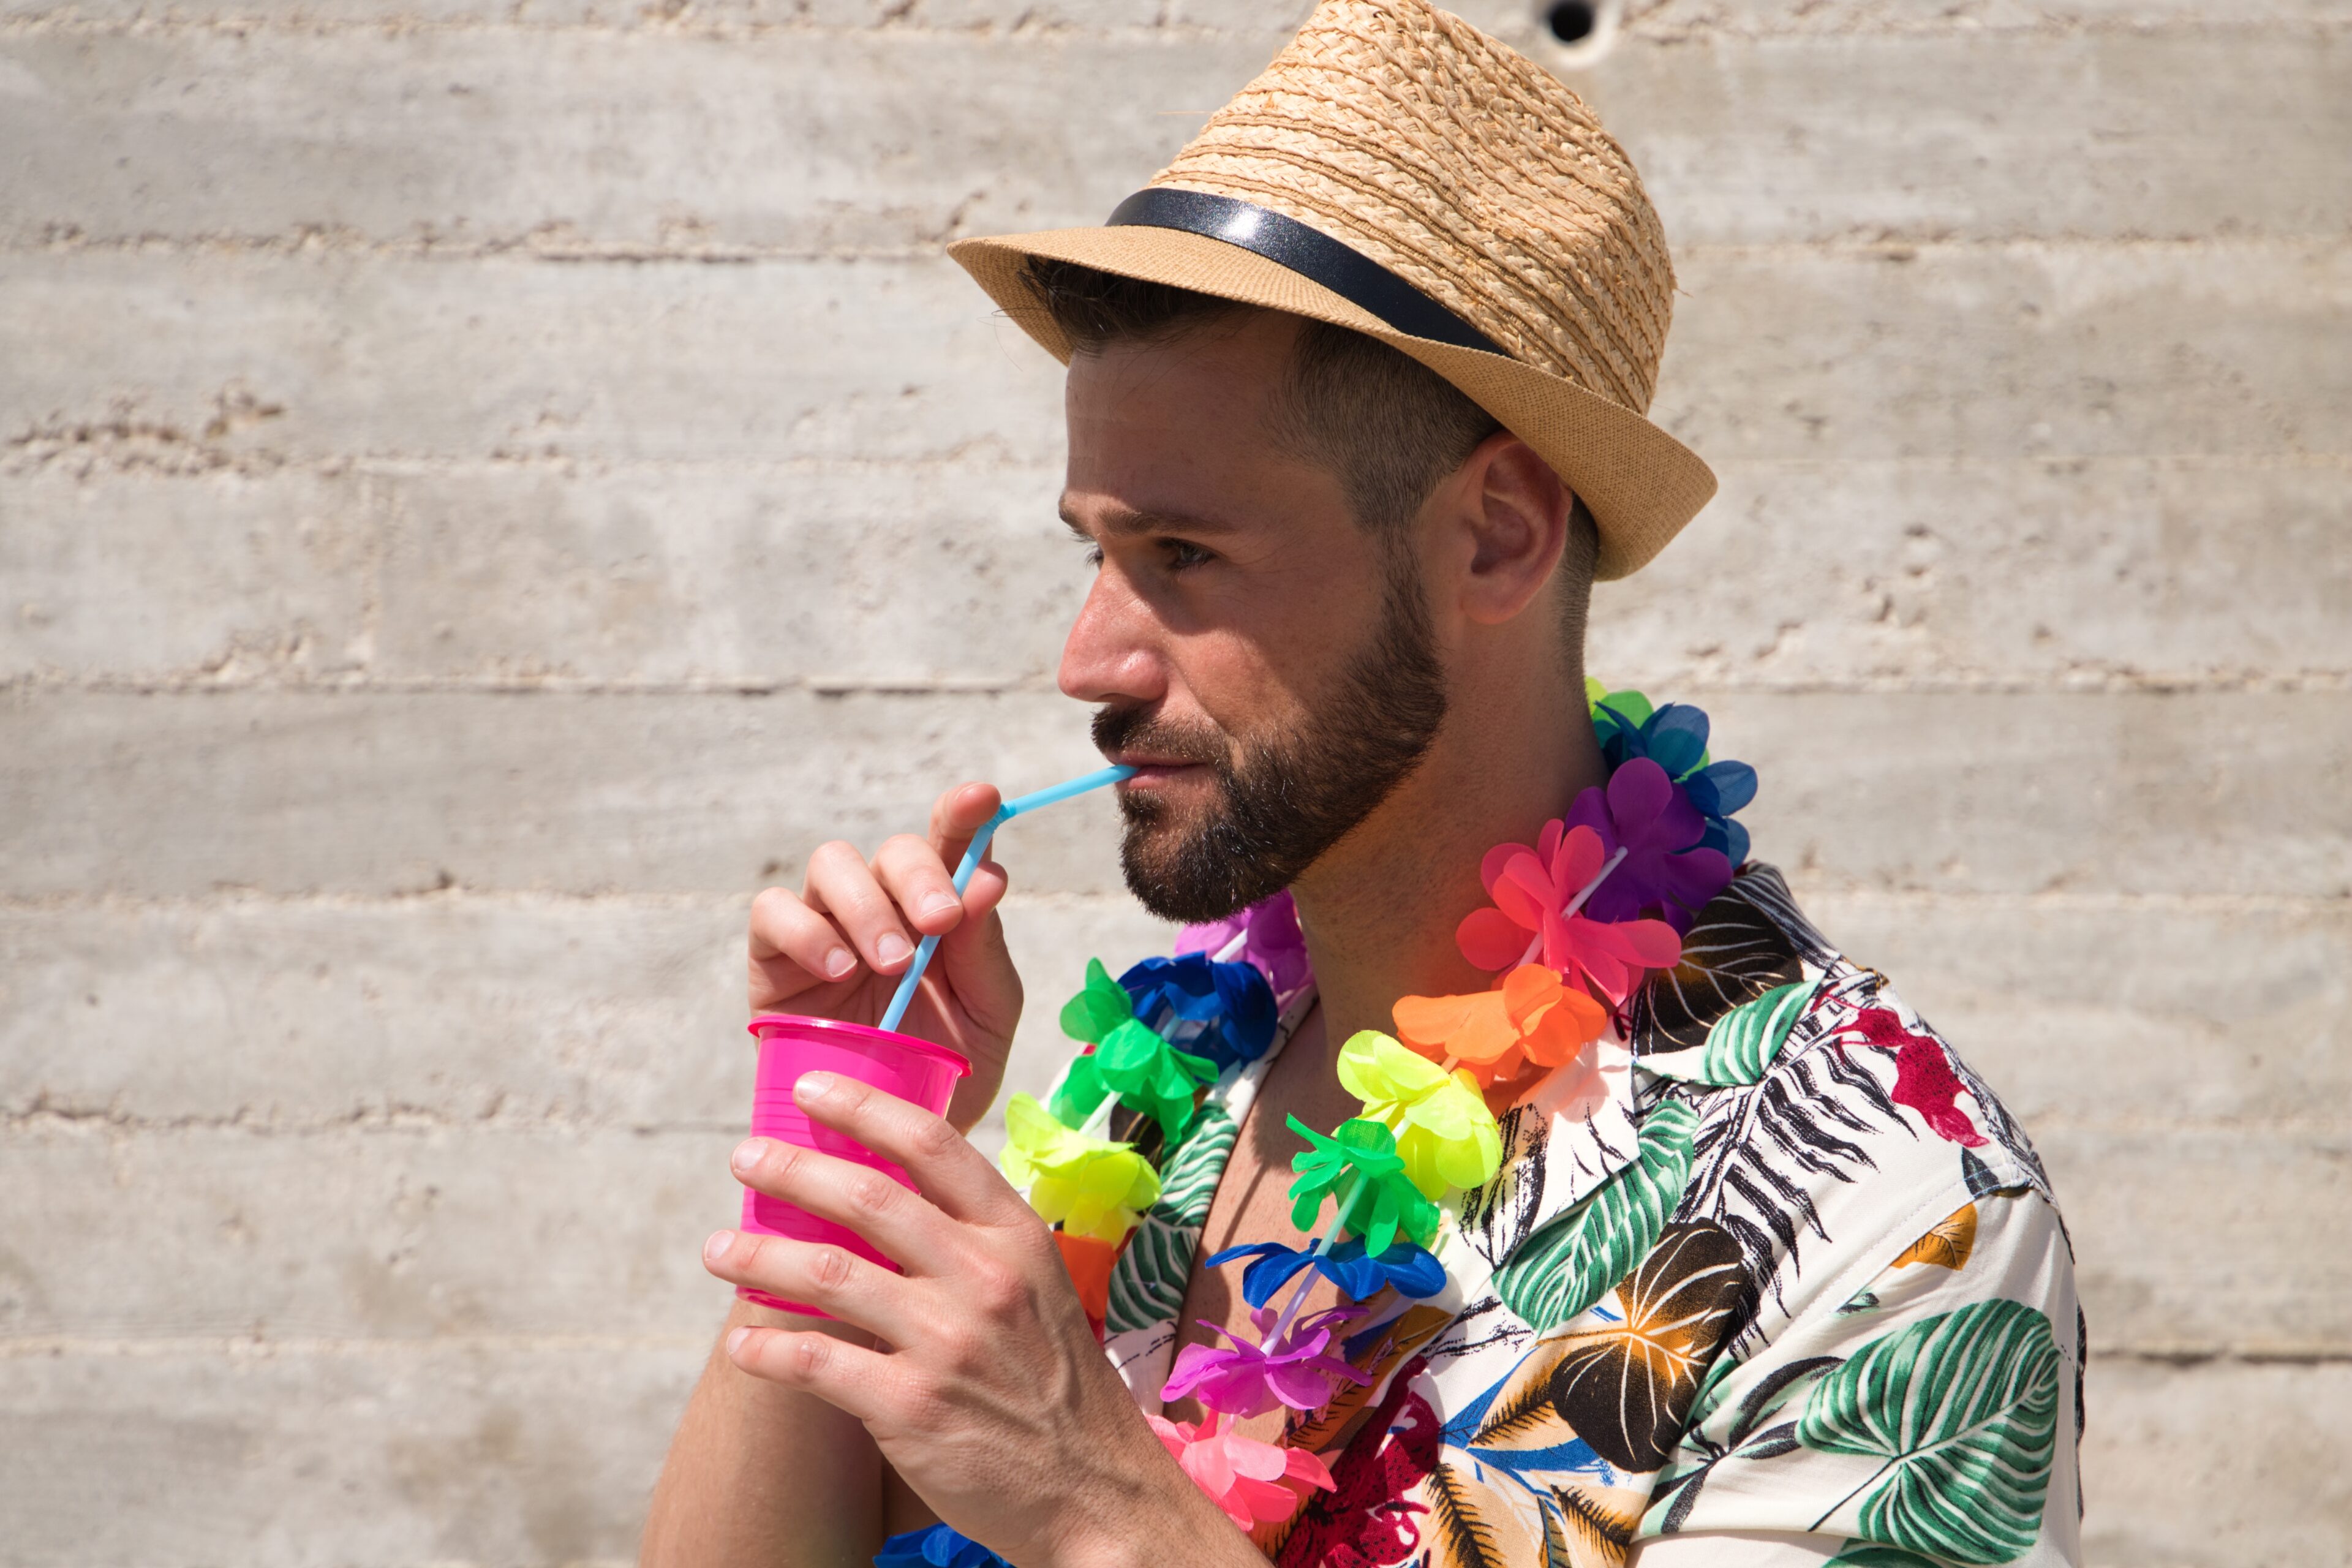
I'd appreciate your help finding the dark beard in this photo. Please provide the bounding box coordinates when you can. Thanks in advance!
[1093,549,1449,924]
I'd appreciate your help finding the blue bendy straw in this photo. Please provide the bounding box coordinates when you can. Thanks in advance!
[876,764,1136,1033]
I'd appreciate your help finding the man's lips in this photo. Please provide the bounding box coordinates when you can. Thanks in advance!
[1109,754,1211,788]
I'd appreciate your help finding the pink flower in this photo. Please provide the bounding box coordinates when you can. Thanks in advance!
[1456,820,1683,1003]
[1148,1409,1336,1530]
[1176,891,1313,996]
[1160,1306,1371,1419]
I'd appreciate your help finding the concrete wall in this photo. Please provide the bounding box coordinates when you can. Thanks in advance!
[2,0,2345,1561]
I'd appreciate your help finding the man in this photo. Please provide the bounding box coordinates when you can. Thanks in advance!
[643,2,2082,1565]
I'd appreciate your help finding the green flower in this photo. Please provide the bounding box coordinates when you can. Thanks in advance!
[1052,959,1217,1144]
[1285,1116,1439,1256]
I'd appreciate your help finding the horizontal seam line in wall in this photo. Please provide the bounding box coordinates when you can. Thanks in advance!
[0,888,1140,911]
[0,1334,714,1356]
[9,1111,2348,1137]
[0,889,2339,917]
[4,235,2345,264]
[9,451,2350,483]
[6,676,2350,696]
[2,1338,2344,1362]
[0,15,2342,39]
[2094,1347,2352,1366]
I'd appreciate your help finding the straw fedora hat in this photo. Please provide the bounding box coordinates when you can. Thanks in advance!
[949,0,1714,581]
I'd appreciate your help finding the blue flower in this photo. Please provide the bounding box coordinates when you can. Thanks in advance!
[1204,1236,1448,1308]
[1592,698,1757,867]
[1117,953,1278,1071]
[875,1524,1010,1568]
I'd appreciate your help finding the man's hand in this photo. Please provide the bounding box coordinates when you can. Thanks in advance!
[701,1073,1244,1568]
[748,781,1021,1131]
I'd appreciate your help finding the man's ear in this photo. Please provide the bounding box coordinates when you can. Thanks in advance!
[1455,430,1570,627]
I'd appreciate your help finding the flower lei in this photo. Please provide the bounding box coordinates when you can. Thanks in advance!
[935,683,1755,1561]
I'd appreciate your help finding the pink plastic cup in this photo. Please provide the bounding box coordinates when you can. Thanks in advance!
[737,1013,970,1318]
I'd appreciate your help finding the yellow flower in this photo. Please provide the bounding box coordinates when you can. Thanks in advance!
[1000,1093,1163,1245]
[1335,1031,1504,1199]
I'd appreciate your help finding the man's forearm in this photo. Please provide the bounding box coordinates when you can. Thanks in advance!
[640,1298,889,1568]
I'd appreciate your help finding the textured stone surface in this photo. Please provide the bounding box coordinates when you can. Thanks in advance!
[0,1346,2340,1567]
[4,0,2346,1561]
[1806,892,2352,1134]
[5,1109,2339,1351]
[4,244,2345,476]
[7,688,2346,898]
[0,1341,707,1568]
[10,454,2349,688]
[2077,1357,2352,1568]
[0,890,1169,1129]
[6,28,2343,249]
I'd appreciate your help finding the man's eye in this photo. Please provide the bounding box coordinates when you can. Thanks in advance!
[1082,543,1105,568]
[1163,539,1215,571]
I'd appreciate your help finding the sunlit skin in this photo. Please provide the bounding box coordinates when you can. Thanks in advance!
[641,310,1608,1568]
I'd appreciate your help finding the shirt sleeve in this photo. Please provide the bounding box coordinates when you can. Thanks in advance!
[1630,1185,2085,1568]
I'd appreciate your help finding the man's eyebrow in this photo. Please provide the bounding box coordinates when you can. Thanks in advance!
[1058,502,1242,540]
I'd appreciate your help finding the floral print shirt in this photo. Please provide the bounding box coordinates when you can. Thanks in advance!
[1056,865,2084,1568]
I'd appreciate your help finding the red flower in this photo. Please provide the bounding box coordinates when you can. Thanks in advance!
[1831,1006,1986,1148]
[1275,1380,1441,1568]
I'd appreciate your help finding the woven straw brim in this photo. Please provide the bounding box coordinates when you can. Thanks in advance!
[950,224,1716,581]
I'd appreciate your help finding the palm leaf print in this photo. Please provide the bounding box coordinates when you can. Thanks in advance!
[1534,1223,1749,1472]
[1538,1495,1577,1568]
[1891,1202,1977,1272]
[1493,1102,1698,1333]
[1941,1045,2053,1198]
[1798,1299,2061,1564]
[1724,865,1841,967]
[1645,1352,1840,1536]
[1823,1547,1945,1568]
[1284,1304,1455,1455]
[1544,1484,1640,1568]
[1426,1461,1514,1568]
[1645,979,1820,1088]
[1485,1223,1747,1476]
[1676,1030,1905,1332]
[1102,1101,1237,1335]
[1630,872,1807,1054]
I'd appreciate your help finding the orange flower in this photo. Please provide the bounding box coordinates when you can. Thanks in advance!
[1390,965,1607,1087]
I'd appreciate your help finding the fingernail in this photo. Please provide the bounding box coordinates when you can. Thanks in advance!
[731,1138,768,1176]
[823,947,856,979]
[797,1071,836,1104]
[877,933,912,965]
[726,1326,752,1357]
[919,893,959,921]
[704,1231,734,1264]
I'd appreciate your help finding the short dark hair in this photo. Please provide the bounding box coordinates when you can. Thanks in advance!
[1024,257,1501,535]
[1022,257,1598,650]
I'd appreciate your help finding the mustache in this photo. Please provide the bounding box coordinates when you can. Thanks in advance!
[1090,704,1232,769]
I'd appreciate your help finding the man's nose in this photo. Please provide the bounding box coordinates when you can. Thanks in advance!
[1057,569,1167,707]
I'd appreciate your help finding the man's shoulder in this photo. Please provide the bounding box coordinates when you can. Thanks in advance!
[1634,864,2062,1324]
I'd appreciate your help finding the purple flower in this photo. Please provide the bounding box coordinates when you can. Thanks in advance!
[1175,890,1312,996]
[1160,1305,1371,1419]
[1566,757,1734,932]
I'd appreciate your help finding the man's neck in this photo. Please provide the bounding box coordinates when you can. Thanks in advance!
[1286,679,1607,1054]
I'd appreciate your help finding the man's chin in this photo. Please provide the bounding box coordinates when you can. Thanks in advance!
[1118,818,1257,927]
